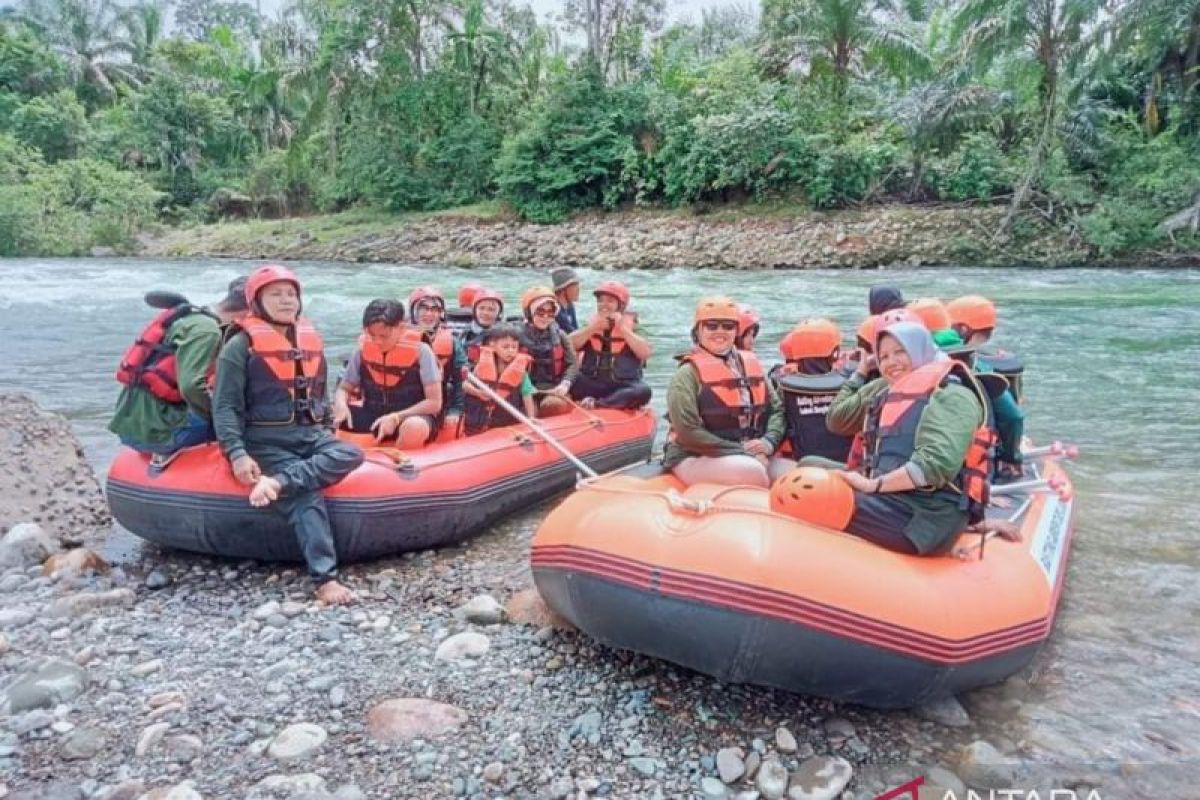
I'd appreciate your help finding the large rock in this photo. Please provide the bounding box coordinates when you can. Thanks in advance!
[0,393,110,543]
[914,695,971,728]
[504,588,572,629]
[267,723,327,763]
[46,588,135,618]
[434,631,490,661]
[957,740,1020,789]
[366,698,468,743]
[2,658,88,713]
[453,594,505,625]
[788,756,853,800]
[0,523,58,569]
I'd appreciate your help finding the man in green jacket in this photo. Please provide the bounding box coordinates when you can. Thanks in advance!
[109,277,248,463]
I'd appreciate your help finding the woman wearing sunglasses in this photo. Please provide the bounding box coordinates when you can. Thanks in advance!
[663,296,792,487]
[518,286,580,418]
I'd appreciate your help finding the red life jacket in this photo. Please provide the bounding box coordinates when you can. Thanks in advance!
[464,348,531,434]
[678,348,769,442]
[240,315,328,425]
[116,304,214,404]
[862,360,994,523]
[580,324,644,384]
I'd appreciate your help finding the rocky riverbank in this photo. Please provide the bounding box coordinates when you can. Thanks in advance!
[139,204,1153,270]
[0,399,1152,799]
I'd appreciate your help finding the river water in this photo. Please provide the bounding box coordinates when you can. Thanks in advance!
[1,257,1197,793]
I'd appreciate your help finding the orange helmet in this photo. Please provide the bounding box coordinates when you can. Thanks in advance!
[780,318,842,361]
[593,280,630,310]
[908,298,951,332]
[694,295,740,325]
[458,282,484,308]
[521,286,558,319]
[769,467,855,530]
[856,315,879,351]
[472,287,504,317]
[245,264,301,308]
[878,307,920,329]
[947,295,997,335]
[737,304,761,338]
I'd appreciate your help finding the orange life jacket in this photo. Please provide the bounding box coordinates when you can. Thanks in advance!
[240,314,328,425]
[464,348,531,434]
[862,360,994,523]
[678,348,769,442]
[116,304,216,404]
[520,326,566,387]
[354,329,426,422]
[424,326,454,371]
[580,323,644,384]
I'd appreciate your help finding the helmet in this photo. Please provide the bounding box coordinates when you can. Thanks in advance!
[737,304,762,338]
[693,296,740,325]
[408,286,445,318]
[472,287,505,317]
[855,315,878,350]
[908,298,951,332]
[592,280,630,310]
[779,318,841,361]
[769,467,855,530]
[877,307,920,329]
[521,286,558,319]
[947,295,997,335]
[458,282,484,308]
[245,264,301,308]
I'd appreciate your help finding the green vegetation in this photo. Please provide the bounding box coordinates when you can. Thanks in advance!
[1,0,1198,257]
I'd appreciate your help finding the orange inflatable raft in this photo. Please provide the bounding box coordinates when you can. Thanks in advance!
[532,450,1075,708]
[108,407,655,562]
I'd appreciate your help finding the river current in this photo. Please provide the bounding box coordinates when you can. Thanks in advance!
[0,257,1197,792]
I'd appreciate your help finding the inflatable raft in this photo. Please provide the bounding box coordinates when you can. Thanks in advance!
[531,449,1075,708]
[108,407,655,562]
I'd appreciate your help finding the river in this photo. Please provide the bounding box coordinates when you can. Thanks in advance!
[1,257,1197,794]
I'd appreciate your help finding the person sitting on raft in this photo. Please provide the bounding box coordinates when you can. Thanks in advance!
[409,286,467,435]
[463,325,537,435]
[909,297,964,349]
[770,318,855,463]
[778,321,1001,556]
[331,298,443,448]
[459,287,505,367]
[662,296,792,488]
[213,265,364,604]
[735,304,761,352]
[868,284,906,316]
[111,276,250,466]
[948,294,1026,479]
[519,286,579,418]
[443,282,484,335]
[566,280,653,410]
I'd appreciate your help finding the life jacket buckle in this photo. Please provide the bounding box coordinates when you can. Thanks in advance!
[286,348,304,361]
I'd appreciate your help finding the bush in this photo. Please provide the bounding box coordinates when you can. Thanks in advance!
[929,131,1014,201]
[11,90,89,162]
[805,132,901,208]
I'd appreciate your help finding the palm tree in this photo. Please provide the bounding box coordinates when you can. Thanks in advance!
[121,0,168,69]
[1105,0,1200,131]
[12,0,138,99]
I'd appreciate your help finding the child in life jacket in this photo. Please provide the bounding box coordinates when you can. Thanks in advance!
[518,286,579,417]
[566,280,653,410]
[409,286,467,433]
[212,265,363,604]
[331,298,443,448]
[463,326,537,435]
[459,288,505,368]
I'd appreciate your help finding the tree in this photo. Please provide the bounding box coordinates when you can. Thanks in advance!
[173,0,261,41]
[121,0,169,67]
[562,0,665,83]
[1105,0,1200,131]
[11,0,139,101]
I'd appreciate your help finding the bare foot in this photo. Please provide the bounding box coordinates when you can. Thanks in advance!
[579,397,596,410]
[249,476,282,507]
[315,579,355,605]
[967,519,1023,542]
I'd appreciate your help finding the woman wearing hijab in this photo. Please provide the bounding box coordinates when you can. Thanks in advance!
[776,322,996,555]
[663,296,791,488]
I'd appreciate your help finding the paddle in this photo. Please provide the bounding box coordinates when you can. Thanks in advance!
[465,373,599,479]
[1022,440,1079,460]
[990,474,1071,501]
[144,290,191,309]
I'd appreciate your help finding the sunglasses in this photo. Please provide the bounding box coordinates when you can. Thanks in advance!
[533,306,557,318]
[416,302,442,312]
[700,320,738,332]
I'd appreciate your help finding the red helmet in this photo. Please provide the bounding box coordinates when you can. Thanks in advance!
[245,264,301,308]
[737,304,762,337]
[458,282,484,308]
[408,286,445,316]
[878,307,920,329]
[593,280,630,310]
[472,287,504,317]
[779,318,841,361]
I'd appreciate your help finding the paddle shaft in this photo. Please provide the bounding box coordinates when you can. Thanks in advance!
[465,373,599,479]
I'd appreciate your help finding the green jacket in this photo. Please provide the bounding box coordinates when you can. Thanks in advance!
[108,313,221,446]
[662,357,786,469]
[827,371,984,554]
[213,331,332,464]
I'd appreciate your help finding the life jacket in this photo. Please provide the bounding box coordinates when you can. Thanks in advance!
[116,304,217,405]
[976,343,1025,403]
[464,348,531,435]
[353,330,427,426]
[774,369,855,462]
[239,315,328,425]
[459,327,487,367]
[861,360,994,524]
[423,327,455,372]
[520,326,566,388]
[579,323,644,384]
[678,348,769,443]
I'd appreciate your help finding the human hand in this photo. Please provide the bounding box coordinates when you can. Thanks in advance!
[549,381,571,397]
[332,399,352,430]
[232,455,261,486]
[743,438,773,458]
[370,412,401,441]
[855,349,877,377]
[836,469,875,493]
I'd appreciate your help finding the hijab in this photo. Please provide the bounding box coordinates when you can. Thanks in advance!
[876,321,946,370]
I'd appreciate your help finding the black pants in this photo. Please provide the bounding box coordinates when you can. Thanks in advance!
[843,491,920,555]
[570,374,652,410]
[248,433,364,582]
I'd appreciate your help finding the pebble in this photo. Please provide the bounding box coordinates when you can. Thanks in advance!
[822,717,856,739]
[46,588,135,618]
[924,766,967,795]
[7,709,54,734]
[135,722,170,756]
[366,698,468,743]
[755,757,789,800]
[252,601,281,620]
[775,727,798,753]
[482,761,504,782]
[914,696,972,728]
[701,777,729,799]
[166,734,203,762]
[717,747,746,784]
[455,594,506,625]
[957,740,1019,789]
[147,691,186,709]
[744,751,762,780]
[0,634,8,654]
[144,570,171,590]
[434,631,490,661]
[130,659,163,678]
[787,756,853,800]
[141,783,202,800]
[329,686,346,707]
[0,607,35,629]
[267,723,328,763]
[60,727,106,760]
[628,757,659,777]
[280,601,306,618]
[1,659,88,713]
[0,523,57,569]
[251,773,326,797]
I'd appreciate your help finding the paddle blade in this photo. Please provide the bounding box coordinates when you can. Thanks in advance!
[144,290,190,309]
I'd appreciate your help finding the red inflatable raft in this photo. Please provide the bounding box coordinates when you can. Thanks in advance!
[532,449,1075,708]
[108,407,655,562]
